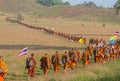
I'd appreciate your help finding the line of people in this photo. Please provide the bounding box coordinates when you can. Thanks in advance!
[25,48,82,80]
[0,39,120,81]
[25,39,120,80]
[6,17,86,43]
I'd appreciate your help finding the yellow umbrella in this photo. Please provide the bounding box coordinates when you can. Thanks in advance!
[79,38,84,44]
[109,36,117,40]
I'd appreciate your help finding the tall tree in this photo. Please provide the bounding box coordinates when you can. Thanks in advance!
[114,0,120,15]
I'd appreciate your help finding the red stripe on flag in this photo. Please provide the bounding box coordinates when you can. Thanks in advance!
[17,47,28,57]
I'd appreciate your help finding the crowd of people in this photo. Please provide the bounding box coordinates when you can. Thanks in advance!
[0,38,120,81]
[6,17,86,43]
[23,38,120,80]
[0,17,119,81]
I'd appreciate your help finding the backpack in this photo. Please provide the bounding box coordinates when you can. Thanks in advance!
[62,56,67,64]
[51,55,56,64]
[58,59,62,65]
[73,57,78,62]
[29,59,35,67]
[25,58,30,69]
[26,57,35,69]
[40,57,48,69]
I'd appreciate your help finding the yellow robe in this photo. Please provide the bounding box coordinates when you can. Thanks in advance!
[0,60,8,81]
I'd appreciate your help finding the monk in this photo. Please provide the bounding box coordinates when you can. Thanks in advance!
[113,44,119,58]
[51,51,61,74]
[27,53,37,80]
[108,45,116,60]
[40,53,51,75]
[118,45,120,57]
[69,49,76,70]
[73,49,82,68]
[62,51,70,73]
[82,48,90,67]
[0,56,8,81]
[96,47,105,63]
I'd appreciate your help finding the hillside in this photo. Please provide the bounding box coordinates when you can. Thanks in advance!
[59,7,120,25]
[0,0,42,13]
[0,0,120,25]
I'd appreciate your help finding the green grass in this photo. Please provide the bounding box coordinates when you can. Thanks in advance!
[70,72,120,81]
[2,49,120,81]
[0,13,5,16]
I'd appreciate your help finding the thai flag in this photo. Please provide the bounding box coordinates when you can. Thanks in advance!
[98,42,104,47]
[17,47,28,57]
[114,31,119,36]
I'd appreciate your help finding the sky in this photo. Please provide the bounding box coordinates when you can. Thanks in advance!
[62,0,118,8]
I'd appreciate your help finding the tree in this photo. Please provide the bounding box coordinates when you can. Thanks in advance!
[17,14,24,22]
[80,1,96,7]
[63,1,70,5]
[114,0,120,15]
[37,0,70,6]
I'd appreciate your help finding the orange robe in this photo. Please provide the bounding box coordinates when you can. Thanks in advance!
[62,54,70,72]
[40,56,51,75]
[51,54,61,73]
[28,57,37,77]
[0,74,4,81]
[82,50,90,67]
[0,59,8,81]
[96,48,105,62]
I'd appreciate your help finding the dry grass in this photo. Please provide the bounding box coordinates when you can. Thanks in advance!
[0,13,120,81]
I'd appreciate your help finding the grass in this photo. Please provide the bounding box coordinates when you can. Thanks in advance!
[0,6,120,81]
[0,0,42,13]
[1,48,120,81]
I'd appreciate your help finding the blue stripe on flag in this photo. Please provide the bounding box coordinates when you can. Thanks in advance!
[17,47,28,57]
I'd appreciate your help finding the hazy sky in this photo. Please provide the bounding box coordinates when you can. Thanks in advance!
[62,0,118,8]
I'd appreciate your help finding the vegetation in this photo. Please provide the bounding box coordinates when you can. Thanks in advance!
[16,14,24,22]
[0,0,42,13]
[37,0,70,6]
[77,1,96,7]
[114,0,120,15]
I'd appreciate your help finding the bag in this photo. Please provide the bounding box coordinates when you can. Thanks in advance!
[29,59,35,67]
[0,68,4,74]
[62,56,68,64]
[26,58,35,69]
[62,57,66,64]
[51,55,56,64]
[40,57,48,69]
[58,59,62,65]
[74,57,78,62]
[25,58,30,69]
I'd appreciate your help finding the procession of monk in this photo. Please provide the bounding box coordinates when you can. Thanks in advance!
[0,38,120,81]
[24,38,120,80]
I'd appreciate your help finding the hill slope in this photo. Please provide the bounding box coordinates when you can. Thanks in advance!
[0,0,42,13]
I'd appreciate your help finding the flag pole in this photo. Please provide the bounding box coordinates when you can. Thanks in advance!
[26,47,28,58]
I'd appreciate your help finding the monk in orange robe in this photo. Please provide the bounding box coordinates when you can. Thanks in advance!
[0,56,8,81]
[40,53,51,75]
[51,51,61,74]
[62,51,70,73]
[69,49,76,70]
[82,48,90,67]
[96,47,105,63]
[27,53,37,80]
